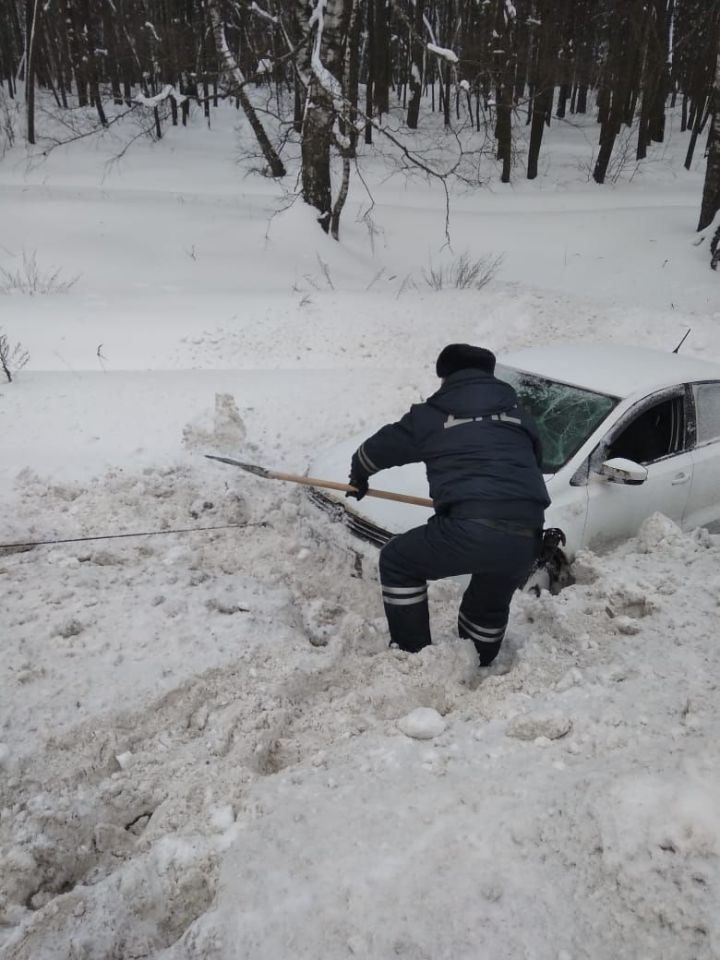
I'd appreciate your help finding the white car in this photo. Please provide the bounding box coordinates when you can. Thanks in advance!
[309,344,720,586]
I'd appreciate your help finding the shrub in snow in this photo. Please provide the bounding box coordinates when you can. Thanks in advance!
[422,253,503,291]
[0,330,29,383]
[0,250,78,296]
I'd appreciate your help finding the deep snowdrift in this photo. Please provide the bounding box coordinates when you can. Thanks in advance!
[2,102,719,959]
[2,476,720,959]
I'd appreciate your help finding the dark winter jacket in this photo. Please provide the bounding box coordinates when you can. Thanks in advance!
[353,369,551,526]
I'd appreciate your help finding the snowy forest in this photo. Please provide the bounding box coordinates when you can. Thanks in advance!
[2,1,720,959]
[2,0,720,241]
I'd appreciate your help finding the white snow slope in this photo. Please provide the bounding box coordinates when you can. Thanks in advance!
[1,102,719,960]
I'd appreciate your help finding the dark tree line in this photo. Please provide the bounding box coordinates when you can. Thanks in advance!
[1,0,719,240]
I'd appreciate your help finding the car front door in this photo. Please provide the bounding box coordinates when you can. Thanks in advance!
[686,381,720,531]
[581,388,693,552]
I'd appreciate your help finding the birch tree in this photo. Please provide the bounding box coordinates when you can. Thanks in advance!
[297,0,347,233]
[206,0,286,178]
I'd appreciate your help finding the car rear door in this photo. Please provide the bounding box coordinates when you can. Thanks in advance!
[686,381,720,531]
[581,387,693,551]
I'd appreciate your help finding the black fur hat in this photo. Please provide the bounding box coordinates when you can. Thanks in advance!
[436,343,496,378]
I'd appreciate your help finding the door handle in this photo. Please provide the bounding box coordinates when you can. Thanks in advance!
[671,472,690,485]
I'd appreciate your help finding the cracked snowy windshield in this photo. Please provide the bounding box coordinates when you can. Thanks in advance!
[495,365,619,473]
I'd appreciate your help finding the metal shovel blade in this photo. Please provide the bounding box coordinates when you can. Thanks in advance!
[204,455,270,478]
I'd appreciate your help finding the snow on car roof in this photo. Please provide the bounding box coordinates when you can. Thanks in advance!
[499,343,720,399]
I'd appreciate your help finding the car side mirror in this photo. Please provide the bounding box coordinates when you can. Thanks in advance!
[598,457,649,485]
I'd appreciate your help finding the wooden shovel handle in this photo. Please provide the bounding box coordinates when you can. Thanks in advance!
[270,471,433,508]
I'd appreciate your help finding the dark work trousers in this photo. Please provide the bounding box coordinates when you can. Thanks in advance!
[379,516,541,664]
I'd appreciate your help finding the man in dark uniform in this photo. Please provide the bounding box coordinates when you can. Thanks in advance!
[347,344,550,666]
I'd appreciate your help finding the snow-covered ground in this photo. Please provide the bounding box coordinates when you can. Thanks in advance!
[1,102,719,959]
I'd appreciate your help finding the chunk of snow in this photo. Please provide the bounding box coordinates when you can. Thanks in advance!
[397,707,446,740]
[333,118,351,151]
[250,1,278,24]
[209,805,235,832]
[427,43,459,64]
[614,615,641,636]
[506,710,572,742]
[134,84,174,108]
[635,512,684,553]
[144,21,161,43]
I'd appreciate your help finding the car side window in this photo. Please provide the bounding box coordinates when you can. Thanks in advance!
[692,382,720,446]
[606,395,685,465]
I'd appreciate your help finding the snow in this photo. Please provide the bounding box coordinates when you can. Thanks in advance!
[134,85,176,108]
[426,43,459,64]
[397,706,447,739]
[250,2,278,25]
[1,97,720,959]
[502,343,720,398]
[309,0,344,100]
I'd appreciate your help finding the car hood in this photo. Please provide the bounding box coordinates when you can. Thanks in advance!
[308,435,556,536]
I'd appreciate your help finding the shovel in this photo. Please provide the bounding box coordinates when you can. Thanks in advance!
[205,455,433,508]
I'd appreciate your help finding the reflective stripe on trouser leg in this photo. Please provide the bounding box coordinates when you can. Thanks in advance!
[457,571,518,667]
[380,583,430,653]
[379,536,432,653]
[457,610,506,666]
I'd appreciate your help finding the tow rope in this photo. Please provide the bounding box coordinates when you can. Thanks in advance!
[0,521,267,552]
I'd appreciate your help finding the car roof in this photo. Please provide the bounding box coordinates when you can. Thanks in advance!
[499,343,720,399]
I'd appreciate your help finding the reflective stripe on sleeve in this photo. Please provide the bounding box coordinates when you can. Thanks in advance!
[357,444,380,474]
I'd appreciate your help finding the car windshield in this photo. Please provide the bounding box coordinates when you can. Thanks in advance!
[495,365,619,473]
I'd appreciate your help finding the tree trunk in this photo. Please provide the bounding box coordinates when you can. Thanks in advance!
[207,2,285,178]
[685,98,708,170]
[593,0,638,184]
[556,83,570,118]
[365,0,374,143]
[372,0,389,116]
[303,76,334,231]
[104,4,123,105]
[698,48,720,231]
[528,84,552,179]
[527,0,557,181]
[25,0,39,144]
[494,0,516,183]
[82,0,107,127]
[406,0,424,129]
[299,0,345,230]
[65,0,87,106]
[443,62,451,127]
[293,70,304,133]
[576,83,588,113]
[594,117,620,183]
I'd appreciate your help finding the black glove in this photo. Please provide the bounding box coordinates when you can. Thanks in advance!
[346,472,369,501]
[346,453,369,501]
